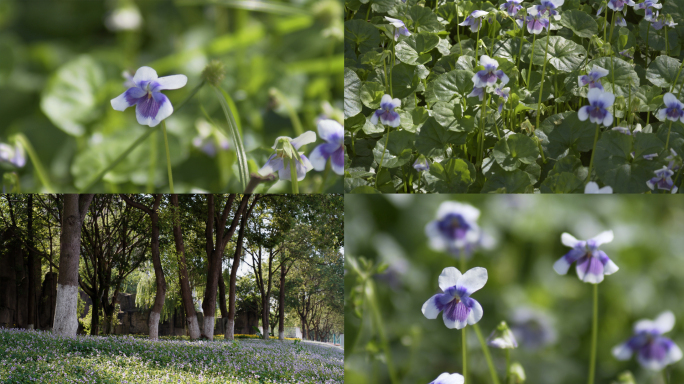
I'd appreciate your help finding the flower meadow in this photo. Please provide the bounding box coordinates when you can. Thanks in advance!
[0,328,343,384]
[344,0,684,193]
[0,1,343,193]
[345,194,684,383]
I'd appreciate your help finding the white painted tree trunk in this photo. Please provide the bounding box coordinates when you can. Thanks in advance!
[225,319,234,340]
[279,331,284,341]
[52,284,79,337]
[149,312,160,340]
[203,316,214,340]
[187,315,201,340]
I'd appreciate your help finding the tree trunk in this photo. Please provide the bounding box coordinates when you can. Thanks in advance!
[26,194,38,330]
[226,197,259,341]
[278,263,286,340]
[170,194,200,340]
[120,194,166,340]
[53,194,94,337]
[217,273,229,337]
[90,295,99,335]
[300,318,307,340]
[262,300,270,340]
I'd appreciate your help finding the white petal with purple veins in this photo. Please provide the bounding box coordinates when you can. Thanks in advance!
[309,142,339,171]
[439,267,463,291]
[466,298,483,325]
[553,256,573,275]
[457,267,488,295]
[135,92,173,127]
[602,259,619,275]
[422,294,443,319]
[472,10,489,18]
[290,131,317,150]
[576,256,604,284]
[384,16,406,28]
[331,147,344,175]
[436,201,481,222]
[258,155,284,176]
[663,92,679,107]
[133,66,158,83]
[370,112,379,125]
[586,88,603,104]
[430,372,465,384]
[637,311,676,334]
[479,55,499,70]
[154,75,188,90]
[317,119,343,144]
[612,342,633,360]
[443,301,470,329]
[111,91,136,111]
[597,91,615,107]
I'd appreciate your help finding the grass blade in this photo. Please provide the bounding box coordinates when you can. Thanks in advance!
[213,85,249,191]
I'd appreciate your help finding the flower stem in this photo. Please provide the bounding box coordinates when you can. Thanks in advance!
[147,129,157,193]
[368,280,399,384]
[526,34,537,86]
[13,134,54,193]
[463,327,468,381]
[376,126,390,187]
[79,81,204,192]
[671,59,684,93]
[289,158,299,194]
[586,123,601,184]
[456,4,462,53]
[505,349,511,383]
[516,11,526,70]
[390,26,396,97]
[475,26,481,66]
[478,92,487,167]
[646,23,650,65]
[665,26,669,57]
[536,34,551,131]
[162,121,174,193]
[608,11,616,46]
[474,323,501,384]
[666,121,674,151]
[587,284,598,384]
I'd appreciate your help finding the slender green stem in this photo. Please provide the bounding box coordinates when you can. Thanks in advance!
[608,11,616,46]
[603,8,607,43]
[462,327,468,381]
[147,129,157,193]
[365,5,371,21]
[646,23,650,64]
[390,26,396,97]
[537,137,547,163]
[368,281,399,384]
[526,34,537,86]
[665,26,669,57]
[671,59,684,93]
[586,123,601,184]
[289,158,299,193]
[456,4,462,53]
[474,323,501,384]
[79,81,204,192]
[475,25,481,65]
[162,121,174,193]
[516,11,526,70]
[666,121,674,150]
[505,349,511,383]
[536,34,551,131]
[13,134,54,193]
[376,127,390,187]
[587,284,598,384]
[478,91,487,167]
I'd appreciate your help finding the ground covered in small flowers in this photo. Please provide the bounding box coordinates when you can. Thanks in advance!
[0,328,343,384]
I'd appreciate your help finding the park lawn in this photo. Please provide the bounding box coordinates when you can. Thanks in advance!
[0,328,343,383]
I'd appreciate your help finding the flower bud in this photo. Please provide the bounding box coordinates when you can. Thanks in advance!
[202,60,225,86]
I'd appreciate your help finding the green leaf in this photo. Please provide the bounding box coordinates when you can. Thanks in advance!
[370,0,396,13]
[539,112,597,158]
[532,36,586,73]
[214,86,250,191]
[540,172,585,193]
[344,113,367,134]
[395,32,441,65]
[424,158,474,193]
[594,131,664,193]
[481,168,533,193]
[40,55,105,137]
[375,167,396,193]
[587,56,639,97]
[492,133,540,171]
[559,10,598,39]
[345,19,381,54]
[429,69,475,102]
[372,130,414,168]
[349,186,380,193]
[390,63,420,99]
[432,101,475,132]
[344,68,363,119]
[638,19,679,52]
[492,37,528,64]
[415,117,468,157]
[360,81,386,109]
[646,55,684,93]
[408,5,442,33]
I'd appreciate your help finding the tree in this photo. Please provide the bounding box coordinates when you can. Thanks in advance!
[170,194,201,340]
[53,194,94,337]
[120,194,165,340]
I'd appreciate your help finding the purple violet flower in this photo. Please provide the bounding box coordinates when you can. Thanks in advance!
[459,10,489,32]
[578,66,609,90]
[500,0,524,17]
[0,142,26,168]
[309,119,344,175]
[371,94,401,127]
[429,373,465,384]
[111,66,187,127]
[656,93,684,122]
[526,7,551,34]
[607,0,635,12]
[385,17,411,40]
[422,267,487,329]
[635,0,662,21]
[647,165,678,193]
[578,88,615,127]
[536,0,564,18]
[553,230,619,284]
[613,311,683,370]
[425,201,482,255]
[258,131,316,181]
[472,55,509,88]
[413,156,430,172]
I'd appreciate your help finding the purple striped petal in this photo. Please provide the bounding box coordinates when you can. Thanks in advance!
[576,255,605,284]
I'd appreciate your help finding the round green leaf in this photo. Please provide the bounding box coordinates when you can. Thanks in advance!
[559,10,598,39]
[395,32,441,65]
[532,36,586,73]
[429,69,475,102]
[432,101,475,132]
[408,5,442,33]
[492,133,540,171]
[424,158,474,193]
[481,168,533,193]
[345,19,381,54]
[415,117,468,157]
[344,68,363,119]
[594,131,664,193]
[372,130,414,168]
[539,112,597,158]
[646,55,684,93]
[540,172,585,193]
[390,63,420,99]
[40,55,105,137]
[638,19,679,52]
[360,81,386,109]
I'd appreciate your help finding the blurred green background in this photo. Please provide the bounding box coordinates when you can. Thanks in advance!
[345,195,684,384]
[0,0,343,193]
